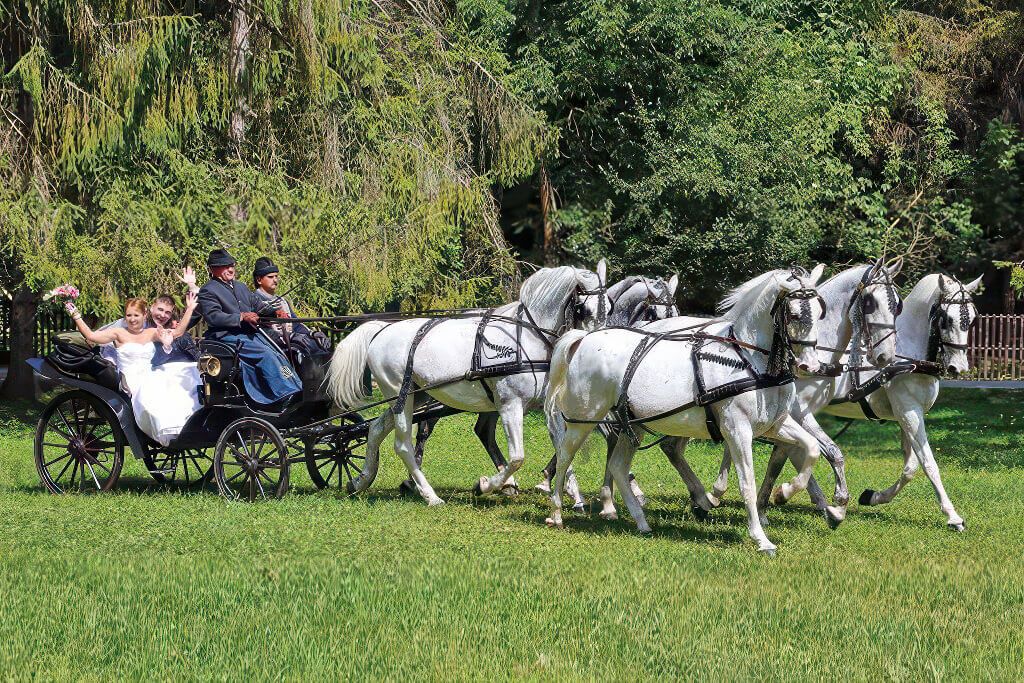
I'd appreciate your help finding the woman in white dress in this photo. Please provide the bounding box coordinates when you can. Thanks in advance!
[66,288,201,446]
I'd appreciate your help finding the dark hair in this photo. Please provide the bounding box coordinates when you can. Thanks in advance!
[153,294,175,308]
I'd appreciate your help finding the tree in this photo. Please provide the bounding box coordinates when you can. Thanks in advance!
[1,0,548,398]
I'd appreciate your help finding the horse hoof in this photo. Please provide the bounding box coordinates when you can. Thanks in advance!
[692,505,710,522]
[948,521,966,533]
[706,493,722,508]
[637,528,653,537]
[572,502,586,513]
[771,486,788,505]
[759,546,778,557]
[859,489,876,506]
[500,484,520,497]
[427,497,445,507]
[534,482,551,494]
[598,510,618,521]
[545,517,564,529]
[825,508,844,530]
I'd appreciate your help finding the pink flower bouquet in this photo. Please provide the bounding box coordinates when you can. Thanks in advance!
[43,284,81,303]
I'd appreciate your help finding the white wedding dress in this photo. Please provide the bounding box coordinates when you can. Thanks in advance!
[116,342,202,447]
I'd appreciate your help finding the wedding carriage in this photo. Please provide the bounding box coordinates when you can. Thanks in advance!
[29,328,456,502]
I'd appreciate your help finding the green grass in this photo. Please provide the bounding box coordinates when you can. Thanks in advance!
[1,389,1023,680]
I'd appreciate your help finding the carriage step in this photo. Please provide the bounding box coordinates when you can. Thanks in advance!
[148,468,176,475]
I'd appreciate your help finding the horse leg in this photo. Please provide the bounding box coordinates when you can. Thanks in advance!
[722,421,776,554]
[473,412,519,495]
[754,443,790,527]
[535,453,556,493]
[861,427,919,506]
[597,425,619,519]
[402,415,438,496]
[393,404,444,506]
[705,446,732,508]
[766,416,843,528]
[348,410,393,494]
[607,436,649,534]
[537,450,584,511]
[547,420,594,529]
[889,404,965,531]
[659,437,714,520]
[475,400,524,495]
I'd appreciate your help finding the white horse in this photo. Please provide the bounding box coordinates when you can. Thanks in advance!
[687,260,904,526]
[805,273,981,530]
[326,262,611,505]
[545,267,827,554]
[406,273,680,507]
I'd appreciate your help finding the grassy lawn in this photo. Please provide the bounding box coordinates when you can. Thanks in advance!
[1,389,1023,679]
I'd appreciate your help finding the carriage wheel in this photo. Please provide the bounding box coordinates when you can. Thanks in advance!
[34,390,124,494]
[305,413,367,491]
[213,418,289,501]
[143,447,214,487]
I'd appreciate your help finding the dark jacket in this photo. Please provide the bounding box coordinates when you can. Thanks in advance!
[195,278,264,339]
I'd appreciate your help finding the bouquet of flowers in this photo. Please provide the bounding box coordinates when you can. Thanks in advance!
[43,284,81,304]
[42,284,81,318]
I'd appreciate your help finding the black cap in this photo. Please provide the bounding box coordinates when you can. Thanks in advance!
[207,248,236,267]
[253,256,279,282]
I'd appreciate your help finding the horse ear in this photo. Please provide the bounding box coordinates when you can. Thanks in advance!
[667,273,679,296]
[964,274,984,293]
[808,263,826,286]
[885,257,903,279]
[938,274,951,293]
[596,259,607,284]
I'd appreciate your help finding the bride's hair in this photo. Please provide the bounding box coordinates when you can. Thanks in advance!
[125,298,148,315]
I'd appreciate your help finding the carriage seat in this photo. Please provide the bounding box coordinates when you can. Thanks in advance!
[47,338,126,394]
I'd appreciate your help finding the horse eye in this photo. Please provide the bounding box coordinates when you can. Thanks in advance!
[896,300,903,315]
[862,296,876,314]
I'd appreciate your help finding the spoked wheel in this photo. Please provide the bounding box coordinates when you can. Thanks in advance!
[143,446,214,487]
[34,390,124,494]
[305,413,367,492]
[213,418,290,501]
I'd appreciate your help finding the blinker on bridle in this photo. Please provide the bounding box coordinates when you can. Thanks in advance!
[851,263,902,354]
[930,281,977,356]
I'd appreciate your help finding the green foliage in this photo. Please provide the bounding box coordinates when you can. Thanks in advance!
[1,0,548,320]
[459,0,1023,304]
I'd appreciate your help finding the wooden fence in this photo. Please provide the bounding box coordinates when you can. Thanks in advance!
[968,314,1024,381]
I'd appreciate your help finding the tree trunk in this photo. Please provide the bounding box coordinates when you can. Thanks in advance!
[0,287,40,401]
[539,164,557,266]
[228,0,251,154]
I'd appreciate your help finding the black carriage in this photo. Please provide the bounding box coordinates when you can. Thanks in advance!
[28,334,445,501]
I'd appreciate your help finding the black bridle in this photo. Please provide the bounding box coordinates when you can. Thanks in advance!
[850,264,901,357]
[563,281,611,335]
[767,276,826,376]
[927,282,977,363]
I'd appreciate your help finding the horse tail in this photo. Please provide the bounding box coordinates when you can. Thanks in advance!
[545,329,588,432]
[327,320,389,409]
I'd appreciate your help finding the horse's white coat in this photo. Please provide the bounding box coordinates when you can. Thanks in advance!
[326,263,611,504]
[544,267,827,553]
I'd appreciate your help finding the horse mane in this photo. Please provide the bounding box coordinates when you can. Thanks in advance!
[905,273,943,306]
[520,266,593,314]
[607,275,643,303]
[717,269,790,320]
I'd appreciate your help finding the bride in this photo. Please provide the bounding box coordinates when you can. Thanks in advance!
[67,287,201,447]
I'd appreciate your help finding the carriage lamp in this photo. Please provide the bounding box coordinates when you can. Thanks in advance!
[198,354,222,378]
